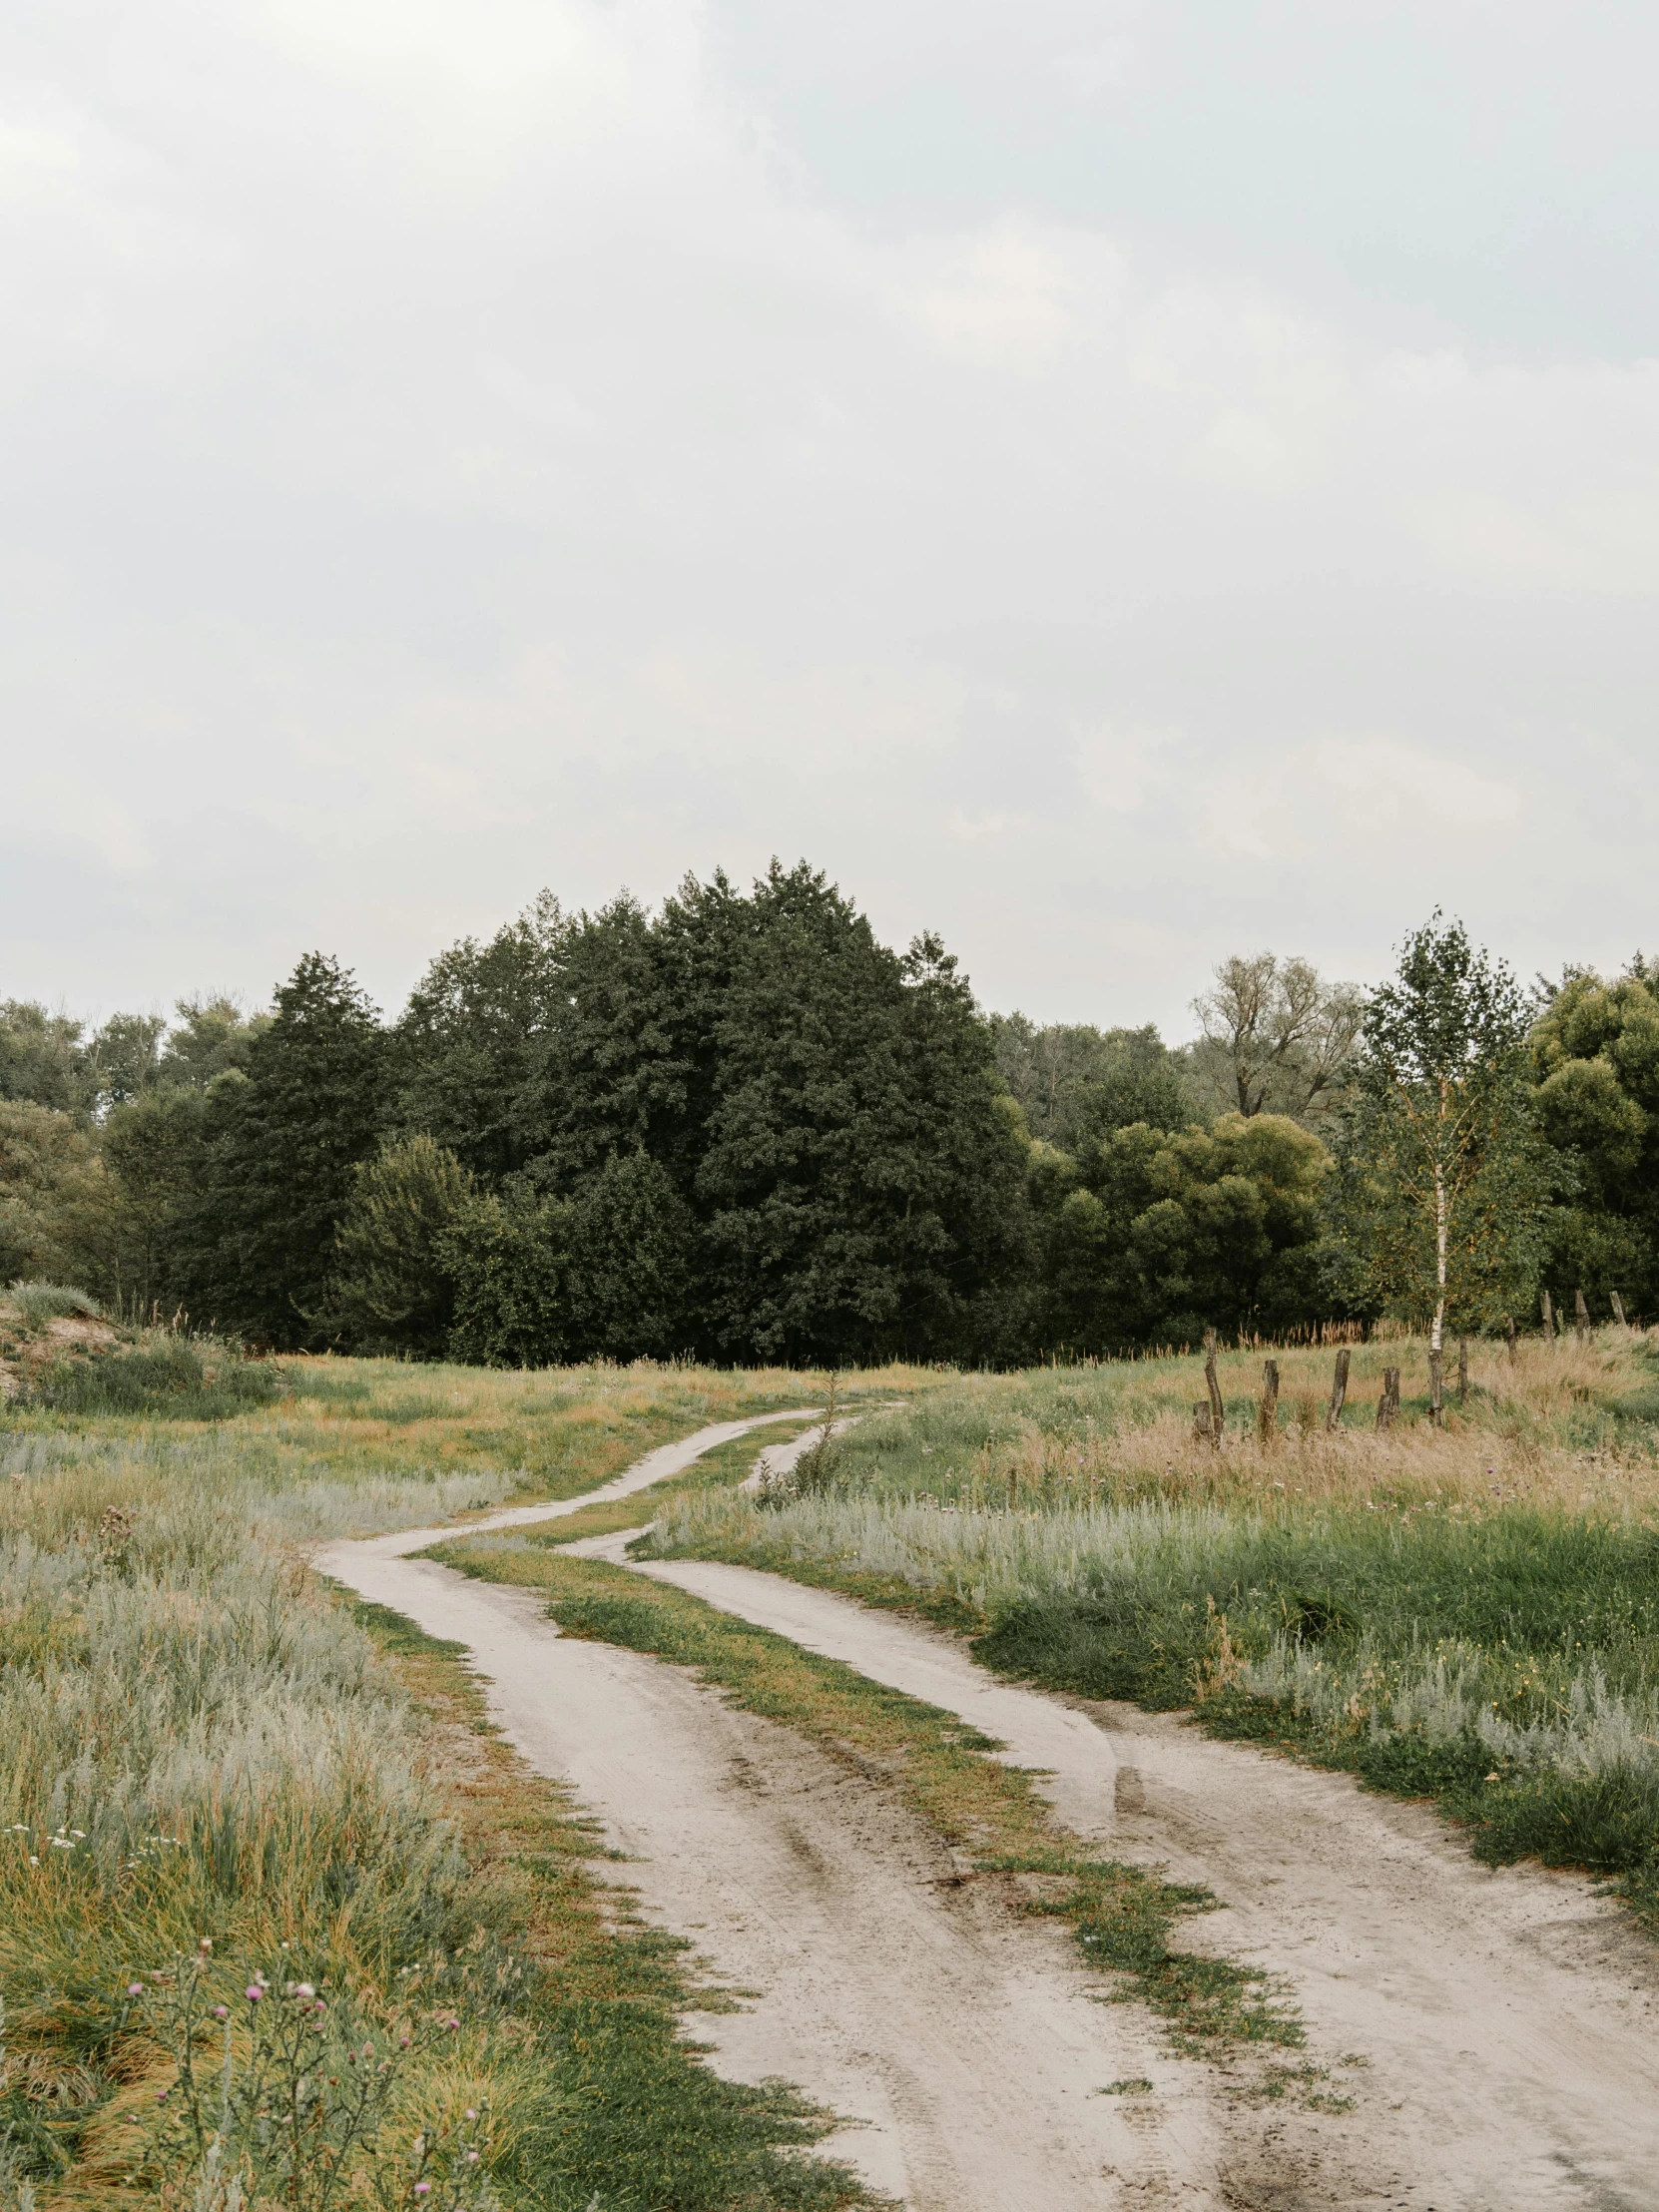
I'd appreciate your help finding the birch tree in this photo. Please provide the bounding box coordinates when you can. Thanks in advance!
[1330,915,1551,1413]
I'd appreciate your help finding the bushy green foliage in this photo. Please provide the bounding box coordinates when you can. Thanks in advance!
[0,1000,90,1116]
[0,1101,112,1286]
[1031,1111,1329,1350]
[564,1152,693,1360]
[441,1155,693,1366]
[420,864,1030,1366]
[325,1135,475,1357]
[96,1085,210,1310]
[394,895,567,1183]
[443,1193,568,1368]
[1530,969,1659,1319]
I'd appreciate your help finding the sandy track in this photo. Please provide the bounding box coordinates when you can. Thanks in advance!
[347,1409,826,1561]
[582,1544,1659,2210]
[322,1418,1659,2210]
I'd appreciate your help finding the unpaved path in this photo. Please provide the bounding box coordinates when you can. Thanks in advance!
[322,1419,1659,2211]
[319,1420,1241,2210]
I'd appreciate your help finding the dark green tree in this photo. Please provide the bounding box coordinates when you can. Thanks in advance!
[183,955,387,1345]
[516,892,684,1191]
[0,1002,93,1118]
[395,894,567,1181]
[682,867,1030,1365]
[1329,914,1552,1371]
[98,1087,212,1311]
[442,1191,568,1368]
[157,997,271,1089]
[85,1011,168,1109]
[563,1152,694,1361]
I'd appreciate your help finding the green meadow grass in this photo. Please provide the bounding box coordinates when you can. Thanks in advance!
[643,1332,1659,1932]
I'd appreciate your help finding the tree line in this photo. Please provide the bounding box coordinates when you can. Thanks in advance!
[1,863,1647,1364]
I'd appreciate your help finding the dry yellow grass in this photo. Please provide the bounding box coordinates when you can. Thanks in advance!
[829,1329,1659,1524]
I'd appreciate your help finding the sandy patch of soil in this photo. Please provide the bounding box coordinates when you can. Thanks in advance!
[0,1302,119,1396]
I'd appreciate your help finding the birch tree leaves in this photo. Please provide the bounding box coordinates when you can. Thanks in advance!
[1328,915,1553,1344]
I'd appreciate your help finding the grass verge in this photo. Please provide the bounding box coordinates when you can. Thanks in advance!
[429,1540,1304,2067]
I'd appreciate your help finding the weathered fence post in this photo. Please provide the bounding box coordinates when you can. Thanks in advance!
[1428,1349,1444,1428]
[1376,1367,1400,1428]
[1612,1291,1628,1326]
[1325,1349,1351,1432]
[1575,1288,1590,1346]
[1258,1360,1280,1444]
[1203,1332,1224,1450]
[1541,1290,1556,1342]
[1457,1339,1468,1405]
[1505,1316,1517,1364]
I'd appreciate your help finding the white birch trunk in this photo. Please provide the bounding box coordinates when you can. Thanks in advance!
[1431,1161,1446,1357]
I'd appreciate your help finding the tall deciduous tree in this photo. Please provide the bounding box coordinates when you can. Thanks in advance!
[1187,953,1363,1125]
[1330,915,1551,1367]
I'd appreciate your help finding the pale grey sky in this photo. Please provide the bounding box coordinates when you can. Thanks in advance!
[3,0,1656,1036]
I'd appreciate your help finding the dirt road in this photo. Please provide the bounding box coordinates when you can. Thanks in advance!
[321,1418,1659,2211]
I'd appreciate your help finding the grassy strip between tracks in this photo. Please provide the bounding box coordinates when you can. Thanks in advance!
[427,1539,1309,2073]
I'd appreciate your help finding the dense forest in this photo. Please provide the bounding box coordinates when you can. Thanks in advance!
[1,860,1650,1363]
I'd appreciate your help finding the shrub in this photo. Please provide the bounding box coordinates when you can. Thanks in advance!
[29,1337,286,1418]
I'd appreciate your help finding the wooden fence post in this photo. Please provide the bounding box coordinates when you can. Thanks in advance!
[1612,1291,1627,1326]
[1541,1290,1556,1342]
[1203,1334,1225,1450]
[1258,1360,1280,1445]
[1575,1288,1590,1345]
[1428,1349,1444,1428]
[1505,1317,1517,1365]
[1376,1367,1400,1428]
[1457,1339,1468,1405]
[1325,1349,1351,1432]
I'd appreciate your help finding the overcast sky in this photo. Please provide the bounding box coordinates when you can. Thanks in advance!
[4,0,1657,1038]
